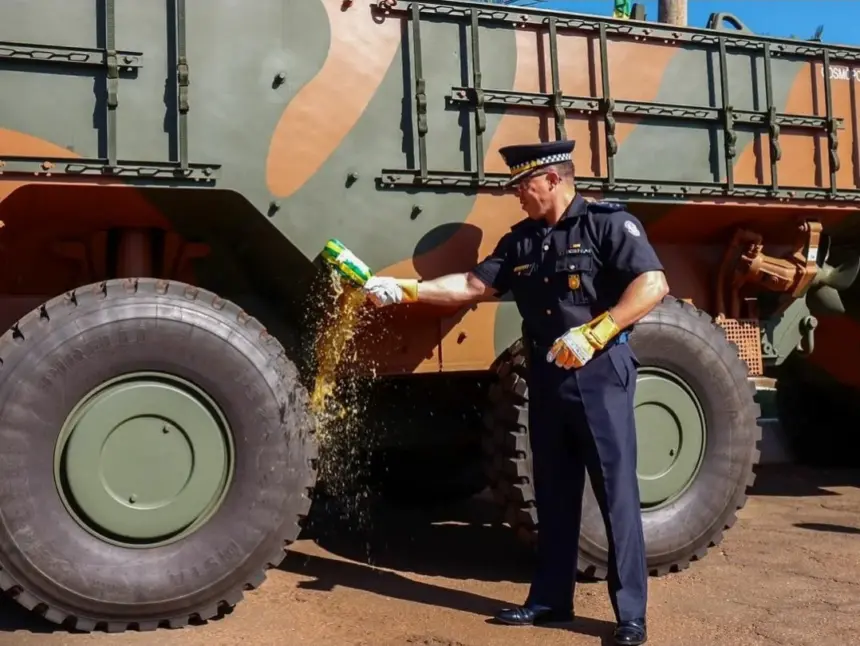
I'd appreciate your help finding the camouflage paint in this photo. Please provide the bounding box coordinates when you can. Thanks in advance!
[266,1,402,198]
[1,0,860,382]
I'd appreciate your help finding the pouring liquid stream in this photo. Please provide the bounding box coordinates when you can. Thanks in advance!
[308,242,382,520]
[309,270,369,435]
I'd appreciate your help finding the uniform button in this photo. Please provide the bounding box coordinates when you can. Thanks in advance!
[569,264,575,269]
[543,277,549,283]
[543,244,549,251]
[545,309,551,315]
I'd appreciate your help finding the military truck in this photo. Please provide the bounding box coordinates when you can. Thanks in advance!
[2,0,859,632]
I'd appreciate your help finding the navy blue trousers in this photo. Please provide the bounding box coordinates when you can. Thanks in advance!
[524,341,647,622]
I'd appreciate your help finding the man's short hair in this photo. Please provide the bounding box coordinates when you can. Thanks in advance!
[547,161,575,182]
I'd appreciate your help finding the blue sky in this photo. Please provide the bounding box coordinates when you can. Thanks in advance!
[532,1,860,46]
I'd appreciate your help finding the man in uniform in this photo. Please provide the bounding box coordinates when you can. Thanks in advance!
[362,139,668,646]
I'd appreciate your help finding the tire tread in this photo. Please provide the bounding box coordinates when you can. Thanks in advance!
[481,295,762,579]
[0,278,318,632]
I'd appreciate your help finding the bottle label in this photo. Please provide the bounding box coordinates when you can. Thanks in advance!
[335,248,372,286]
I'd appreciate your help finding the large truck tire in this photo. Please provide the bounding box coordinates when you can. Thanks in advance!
[0,278,317,631]
[483,296,762,579]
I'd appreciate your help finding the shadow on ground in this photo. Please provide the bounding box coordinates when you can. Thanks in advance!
[279,545,617,644]
[749,465,860,497]
[280,486,625,642]
[303,464,860,585]
[2,465,859,636]
[298,489,535,584]
[794,522,860,535]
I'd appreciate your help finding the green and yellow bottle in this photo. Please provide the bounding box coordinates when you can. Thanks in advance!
[320,238,374,287]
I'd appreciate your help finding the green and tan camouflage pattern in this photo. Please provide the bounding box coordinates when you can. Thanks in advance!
[2,0,860,384]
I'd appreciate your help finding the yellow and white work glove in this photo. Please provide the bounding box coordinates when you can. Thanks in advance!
[547,311,620,369]
[362,276,419,307]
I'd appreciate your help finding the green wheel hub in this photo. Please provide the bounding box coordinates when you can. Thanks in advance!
[634,367,705,510]
[55,372,234,547]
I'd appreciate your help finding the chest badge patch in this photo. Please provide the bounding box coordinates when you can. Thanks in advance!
[568,274,581,290]
[624,220,641,237]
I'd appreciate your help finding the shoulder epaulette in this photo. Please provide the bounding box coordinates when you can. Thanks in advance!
[586,200,627,213]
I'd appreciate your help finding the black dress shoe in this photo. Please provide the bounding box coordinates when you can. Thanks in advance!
[613,618,647,645]
[494,603,574,626]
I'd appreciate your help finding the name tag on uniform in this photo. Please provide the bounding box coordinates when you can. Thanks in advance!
[513,263,533,274]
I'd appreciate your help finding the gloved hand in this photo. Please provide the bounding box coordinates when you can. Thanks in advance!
[547,311,620,369]
[363,276,419,307]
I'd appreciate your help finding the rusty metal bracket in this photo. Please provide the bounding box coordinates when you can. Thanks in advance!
[548,18,566,142]
[379,0,857,204]
[717,36,736,192]
[598,23,617,185]
[376,169,860,204]
[0,0,215,183]
[173,0,191,170]
[446,88,841,132]
[103,0,120,170]
[382,0,860,63]
[469,9,486,181]
[410,2,429,181]
[822,49,841,196]
[0,41,142,69]
[762,43,781,193]
[0,157,220,184]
